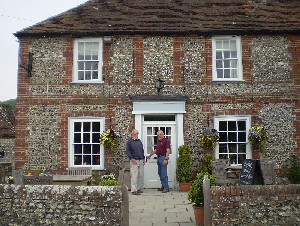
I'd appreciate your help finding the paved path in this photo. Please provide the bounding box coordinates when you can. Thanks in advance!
[129,189,196,226]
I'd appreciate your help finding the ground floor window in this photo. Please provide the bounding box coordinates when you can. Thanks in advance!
[214,116,250,164]
[68,117,105,169]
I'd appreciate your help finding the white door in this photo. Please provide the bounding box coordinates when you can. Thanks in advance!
[143,123,176,188]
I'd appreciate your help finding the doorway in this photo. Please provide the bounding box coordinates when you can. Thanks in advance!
[143,116,176,188]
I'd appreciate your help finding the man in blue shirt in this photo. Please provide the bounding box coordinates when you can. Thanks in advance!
[126,129,145,195]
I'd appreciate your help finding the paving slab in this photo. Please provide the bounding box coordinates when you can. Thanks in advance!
[129,189,196,226]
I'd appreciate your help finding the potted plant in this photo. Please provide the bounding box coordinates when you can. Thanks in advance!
[188,153,215,225]
[199,128,219,153]
[100,129,121,152]
[188,171,215,225]
[176,144,193,192]
[248,125,268,159]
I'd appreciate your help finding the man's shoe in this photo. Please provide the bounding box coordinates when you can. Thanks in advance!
[157,187,164,191]
[162,189,169,193]
[137,189,143,193]
[132,191,141,195]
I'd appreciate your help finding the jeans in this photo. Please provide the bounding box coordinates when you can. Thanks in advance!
[157,156,169,189]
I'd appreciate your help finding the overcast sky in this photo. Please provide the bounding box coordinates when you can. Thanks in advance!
[0,0,88,101]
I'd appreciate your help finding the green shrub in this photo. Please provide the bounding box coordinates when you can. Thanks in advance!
[176,144,193,182]
[287,155,300,184]
[188,171,215,207]
[99,172,119,186]
[200,153,214,174]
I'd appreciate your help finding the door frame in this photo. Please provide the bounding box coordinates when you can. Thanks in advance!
[131,100,186,188]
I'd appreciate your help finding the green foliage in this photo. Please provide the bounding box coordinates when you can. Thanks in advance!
[188,153,215,207]
[248,125,268,151]
[200,153,214,174]
[199,129,219,149]
[100,129,121,152]
[188,171,215,207]
[287,155,300,184]
[176,144,193,182]
[92,171,119,186]
[1,99,16,109]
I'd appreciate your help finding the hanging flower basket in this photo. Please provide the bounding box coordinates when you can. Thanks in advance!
[100,129,121,152]
[248,125,268,152]
[199,128,219,152]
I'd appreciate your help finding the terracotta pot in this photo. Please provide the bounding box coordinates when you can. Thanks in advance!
[193,205,204,226]
[179,182,192,192]
[252,149,263,160]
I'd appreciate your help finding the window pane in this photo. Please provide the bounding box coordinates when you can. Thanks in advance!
[83,144,91,154]
[224,69,230,78]
[230,40,237,50]
[85,71,91,80]
[219,132,227,142]
[86,61,92,70]
[228,132,237,142]
[74,155,82,165]
[217,69,223,78]
[74,133,81,143]
[238,132,246,142]
[216,60,223,68]
[216,41,222,49]
[74,122,81,132]
[83,133,90,143]
[83,155,91,165]
[231,60,237,68]
[238,154,246,163]
[216,51,222,59]
[219,143,228,153]
[238,121,246,130]
[231,51,237,58]
[219,154,228,159]
[229,154,237,164]
[92,133,100,143]
[219,121,227,131]
[224,51,230,59]
[231,69,237,78]
[83,122,90,132]
[228,121,236,131]
[229,143,237,153]
[93,155,100,165]
[92,71,98,80]
[224,60,230,68]
[92,144,100,154]
[78,71,84,80]
[78,62,84,70]
[74,144,82,154]
[223,40,229,49]
[238,143,246,153]
[92,122,100,132]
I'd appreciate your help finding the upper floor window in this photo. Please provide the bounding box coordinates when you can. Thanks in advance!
[73,38,103,83]
[212,36,243,81]
[68,117,105,170]
[214,116,250,164]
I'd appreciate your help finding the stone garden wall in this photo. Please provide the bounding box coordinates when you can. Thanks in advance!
[0,185,129,226]
[210,184,300,225]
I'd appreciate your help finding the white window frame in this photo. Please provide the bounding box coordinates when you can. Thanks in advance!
[73,38,103,83]
[68,117,105,170]
[214,115,251,164]
[212,36,243,81]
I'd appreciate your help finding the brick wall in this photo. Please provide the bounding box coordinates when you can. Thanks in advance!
[0,185,128,225]
[211,184,300,225]
[15,34,300,174]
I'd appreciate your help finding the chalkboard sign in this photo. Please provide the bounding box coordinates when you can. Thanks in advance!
[240,159,264,185]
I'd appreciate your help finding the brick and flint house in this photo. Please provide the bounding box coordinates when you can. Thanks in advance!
[14,0,300,188]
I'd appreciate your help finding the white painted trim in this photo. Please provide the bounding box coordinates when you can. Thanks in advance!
[132,101,186,114]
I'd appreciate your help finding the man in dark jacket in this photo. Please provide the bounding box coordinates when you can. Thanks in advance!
[126,129,145,195]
